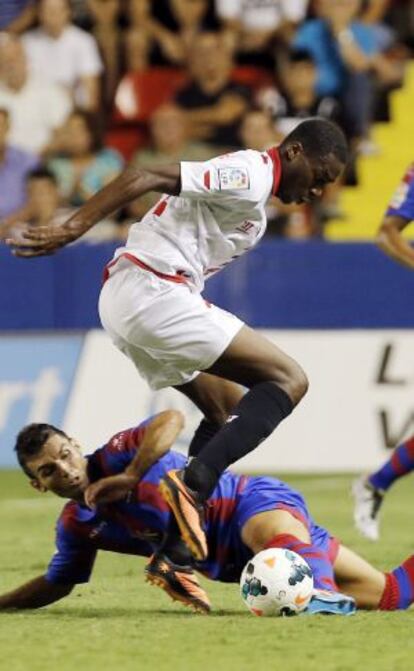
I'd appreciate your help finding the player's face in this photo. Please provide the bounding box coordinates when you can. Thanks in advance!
[279,147,344,204]
[27,434,89,500]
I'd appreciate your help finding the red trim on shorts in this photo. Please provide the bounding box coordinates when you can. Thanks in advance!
[327,537,340,564]
[102,253,188,285]
[266,147,282,196]
[203,170,211,189]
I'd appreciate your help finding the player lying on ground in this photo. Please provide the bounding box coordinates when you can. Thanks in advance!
[1,415,413,616]
[353,435,414,541]
[6,118,348,568]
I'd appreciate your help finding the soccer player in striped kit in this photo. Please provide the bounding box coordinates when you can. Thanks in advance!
[353,163,414,540]
[1,415,414,616]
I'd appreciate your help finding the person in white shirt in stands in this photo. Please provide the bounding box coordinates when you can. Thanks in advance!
[22,0,103,113]
[216,0,309,54]
[0,32,72,156]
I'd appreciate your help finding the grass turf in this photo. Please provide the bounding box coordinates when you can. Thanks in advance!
[1,470,413,671]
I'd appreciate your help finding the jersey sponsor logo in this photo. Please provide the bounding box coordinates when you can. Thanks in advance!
[218,167,249,191]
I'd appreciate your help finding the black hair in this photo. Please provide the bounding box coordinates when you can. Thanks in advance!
[15,423,67,478]
[26,166,57,184]
[281,117,348,165]
[288,49,315,65]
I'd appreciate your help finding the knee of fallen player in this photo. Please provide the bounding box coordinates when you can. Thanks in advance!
[241,510,311,555]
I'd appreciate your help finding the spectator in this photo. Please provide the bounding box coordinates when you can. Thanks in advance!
[22,0,103,112]
[128,103,214,218]
[0,1,36,34]
[24,167,72,227]
[174,32,250,148]
[47,109,124,206]
[0,33,72,155]
[294,0,401,143]
[149,0,210,66]
[0,107,38,219]
[238,108,280,150]
[216,0,309,65]
[9,166,120,242]
[257,50,341,137]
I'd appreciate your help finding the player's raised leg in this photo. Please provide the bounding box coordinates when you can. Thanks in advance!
[353,434,414,541]
[161,327,308,560]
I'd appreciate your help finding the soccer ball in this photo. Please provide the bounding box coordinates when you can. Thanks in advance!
[240,548,314,616]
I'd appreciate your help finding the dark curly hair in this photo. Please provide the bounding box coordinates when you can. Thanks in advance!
[15,423,67,478]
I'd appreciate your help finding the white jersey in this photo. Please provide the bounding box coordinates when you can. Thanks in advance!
[113,149,280,292]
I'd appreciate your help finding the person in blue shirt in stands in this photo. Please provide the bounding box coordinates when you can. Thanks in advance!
[293,0,400,143]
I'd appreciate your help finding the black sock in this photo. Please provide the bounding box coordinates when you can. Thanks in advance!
[184,382,294,499]
[188,419,221,458]
[161,516,194,566]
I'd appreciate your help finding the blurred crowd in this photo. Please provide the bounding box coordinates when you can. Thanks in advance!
[0,0,412,241]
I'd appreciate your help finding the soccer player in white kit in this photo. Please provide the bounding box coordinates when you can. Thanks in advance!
[8,118,348,587]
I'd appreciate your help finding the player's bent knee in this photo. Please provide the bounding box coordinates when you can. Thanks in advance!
[276,365,309,407]
[241,510,310,554]
[290,367,309,405]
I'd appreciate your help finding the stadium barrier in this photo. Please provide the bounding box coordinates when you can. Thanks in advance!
[1,329,413,471]
[0,240,414,329]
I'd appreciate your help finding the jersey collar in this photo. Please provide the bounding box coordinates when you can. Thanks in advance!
[266,147,282,196]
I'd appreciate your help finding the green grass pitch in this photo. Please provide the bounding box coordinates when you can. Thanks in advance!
[1,470,413,671]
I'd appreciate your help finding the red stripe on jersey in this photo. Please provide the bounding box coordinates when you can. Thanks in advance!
[403,164,414,184]
[136,481,170,512]
[203,170,211,189]
[103,253,188,285]
[266,147,282,196]
[153,197,168,216]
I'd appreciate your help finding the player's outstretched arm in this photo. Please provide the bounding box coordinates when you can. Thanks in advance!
[0,575,74,610]
[84,410,185,508]
[6,164,181,258]
[377,214,414,269]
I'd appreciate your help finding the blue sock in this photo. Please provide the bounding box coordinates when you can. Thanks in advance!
[369,435,414,492]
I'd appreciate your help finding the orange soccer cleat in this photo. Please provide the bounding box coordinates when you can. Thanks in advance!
[145,552,211,614]
[159,469,208,562]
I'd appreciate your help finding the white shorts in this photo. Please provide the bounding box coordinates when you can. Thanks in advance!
[98,257,244,390]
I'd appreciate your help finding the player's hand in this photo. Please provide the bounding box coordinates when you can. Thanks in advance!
[5,221,81,257]
[84,473,138,509]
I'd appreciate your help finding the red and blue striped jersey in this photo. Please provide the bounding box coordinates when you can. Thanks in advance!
[46,420,333,585]
[386,164,414,222]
